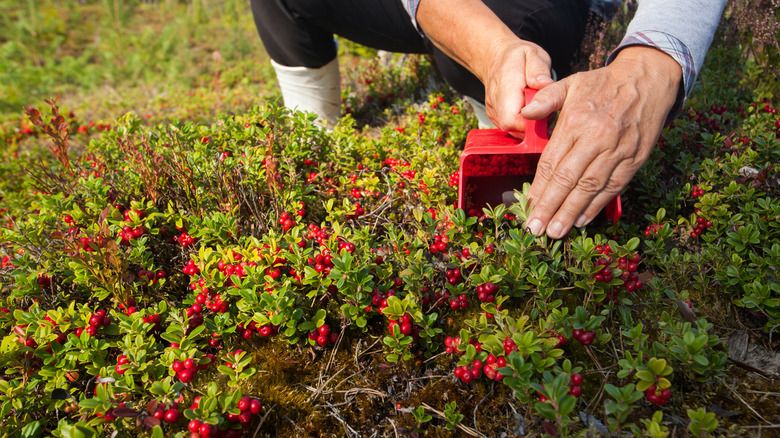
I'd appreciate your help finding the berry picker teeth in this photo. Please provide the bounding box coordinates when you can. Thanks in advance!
[457,88,622,224]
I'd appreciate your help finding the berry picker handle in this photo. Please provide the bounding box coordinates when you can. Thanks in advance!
[522,88,548,152]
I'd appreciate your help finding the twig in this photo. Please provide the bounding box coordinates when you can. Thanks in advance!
[324,325,347,376]
[473,383,494,435]
[252,404,275,438]
[283,415,306,433]
[324,401,360,436]
[309,365,348,402]
[389,418,399,438]
[729,385,769,423]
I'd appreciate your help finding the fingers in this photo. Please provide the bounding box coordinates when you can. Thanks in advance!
[525,128,620,238]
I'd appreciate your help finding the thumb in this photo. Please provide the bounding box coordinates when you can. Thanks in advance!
[524,53,554,90]
[522,79,568,120]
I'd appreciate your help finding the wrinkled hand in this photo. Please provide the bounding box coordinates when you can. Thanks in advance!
[520,46,682,239]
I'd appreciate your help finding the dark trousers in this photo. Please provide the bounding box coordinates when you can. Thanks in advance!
[250,0,591,103]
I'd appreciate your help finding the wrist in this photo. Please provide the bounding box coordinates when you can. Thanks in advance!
[610,45,682,109]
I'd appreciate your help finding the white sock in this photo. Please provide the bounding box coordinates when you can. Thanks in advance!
[271,57,341,128]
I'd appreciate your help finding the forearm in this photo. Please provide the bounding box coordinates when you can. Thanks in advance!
[415,0,517,81]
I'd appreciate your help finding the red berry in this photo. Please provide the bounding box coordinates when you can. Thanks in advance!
[188,419,201,432]
[250,398,262,414]
[318,325,331,336]
[199,423,213,436]
[177,369,194,383]
[571,373,583,385]
[238,396,251,411]
[569,385,582,397]
[164,408,180,423]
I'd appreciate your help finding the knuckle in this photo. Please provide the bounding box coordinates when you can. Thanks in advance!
[576,175,603,194]
[603,177,623,194]
[534,160,555,182]
[551,167,577,189]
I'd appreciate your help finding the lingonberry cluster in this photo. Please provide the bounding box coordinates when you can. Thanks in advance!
[592,245,644,304]
[278,212,296,231]
[118,225,146,245]
[36,273,52,288]
[305,223,331,244]
[370,287,396,314]
[115,354,131,375]
[336,239,357,253]
[176,232,196,248]
[136,268,165,285]
[690,210,713,238]
[568,372,583,398]
[448,171,459,188]
[428,233,449,254]
[445,268,463,285]
[482,353,507,381]
[448,293,469,310]
[123,209,144,222]
[308,324,339,346]
[645,384,672,406]
[644,223,663,237]
[141,313,163,333]
[476,281,497,303]
[191,279,230,314]
[453,359,483,383]
[388,313,421,337]
[691,185,705,197]
[571,328,596,345]
[182,260,200,275]
[77,309,111,337]
[237,320,278,339]
[150,401,182,424]
[345,202,365,219]
[171,355,211,383]
[425,288,452,309]
[186,394,263,437]
[503,336,518,355]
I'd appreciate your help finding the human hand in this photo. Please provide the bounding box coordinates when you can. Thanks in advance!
[520,46,683,239]
[415,0,555,135]
[482,39,555,136]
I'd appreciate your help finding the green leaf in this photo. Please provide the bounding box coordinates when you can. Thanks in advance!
[636,370,655,383]
[20,420,43,438]
[647,358,668,376]
[534,401,558,420]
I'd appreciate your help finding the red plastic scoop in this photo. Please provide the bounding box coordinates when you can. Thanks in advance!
[457,88,622,223]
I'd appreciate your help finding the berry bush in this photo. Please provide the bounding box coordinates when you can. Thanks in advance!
[1,1,779,437]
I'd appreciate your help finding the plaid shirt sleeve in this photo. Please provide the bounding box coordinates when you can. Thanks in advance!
[609,30,696,95]
[607,31,695,121]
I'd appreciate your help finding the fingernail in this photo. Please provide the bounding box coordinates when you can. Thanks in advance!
[526,218,543,236]
[575,214,588,227]
[524,101,539,112]
[536,75,552,83]
[547,221,563,238]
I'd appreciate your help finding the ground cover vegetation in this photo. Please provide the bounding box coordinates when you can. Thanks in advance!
[1,0,779,436]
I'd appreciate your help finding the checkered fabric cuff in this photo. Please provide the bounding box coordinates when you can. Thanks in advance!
[608,30,695,123]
